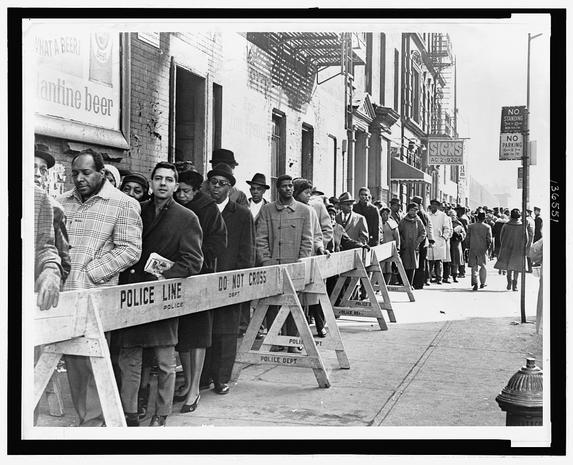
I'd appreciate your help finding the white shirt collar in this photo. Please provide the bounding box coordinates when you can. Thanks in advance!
[249,198,264,217]
[217,196,230,212]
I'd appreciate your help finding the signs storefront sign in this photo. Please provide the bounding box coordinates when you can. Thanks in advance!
[517,166,523,189]
[499,133,523,160]
[427,139,464,165]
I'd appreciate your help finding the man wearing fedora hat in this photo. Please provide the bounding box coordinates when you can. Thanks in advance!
[246,173,270,225]
[200,163,255,395]
[200,149,249,207]
[243,172,270,337]
[335,192,369,245]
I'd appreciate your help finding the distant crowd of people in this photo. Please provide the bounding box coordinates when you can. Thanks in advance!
[33,144,543,427]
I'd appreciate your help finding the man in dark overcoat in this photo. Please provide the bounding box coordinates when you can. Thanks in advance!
[353,187,380,247]
[200,163,256,395]
[117,162,203,426]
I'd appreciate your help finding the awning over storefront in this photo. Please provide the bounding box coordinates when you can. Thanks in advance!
[391,157,432,184]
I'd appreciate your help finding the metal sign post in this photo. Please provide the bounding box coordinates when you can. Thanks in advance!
[521,32,542,324]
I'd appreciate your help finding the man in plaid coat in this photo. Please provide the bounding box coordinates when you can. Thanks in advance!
[58,149,142,426]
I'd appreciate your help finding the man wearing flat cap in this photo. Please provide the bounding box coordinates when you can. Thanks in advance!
[201,149,248,207]
[201,163,255,395]
[246,173,270,225]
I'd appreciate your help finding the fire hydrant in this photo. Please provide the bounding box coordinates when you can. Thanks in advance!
[496,357,543,426]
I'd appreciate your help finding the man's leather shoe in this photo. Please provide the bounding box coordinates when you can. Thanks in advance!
[287,346,303,354]
[149,415,167,426]
[443,278,450,283]
[479,283,486,289]
[317,328,327,338]
[214,383,230,395]
[472,284,478,291]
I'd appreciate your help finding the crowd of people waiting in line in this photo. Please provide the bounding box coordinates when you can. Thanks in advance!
[33,143,543,427]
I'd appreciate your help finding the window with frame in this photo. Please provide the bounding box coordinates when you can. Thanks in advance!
[271,111,286,201]
[365,33,373,95]
[379,33,386,106]
[412,68,420,123]
[301,123,314,182]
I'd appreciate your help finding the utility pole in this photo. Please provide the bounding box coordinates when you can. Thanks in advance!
[520,32,542,323]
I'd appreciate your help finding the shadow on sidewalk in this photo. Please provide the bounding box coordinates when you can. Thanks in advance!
[419,287,511,293]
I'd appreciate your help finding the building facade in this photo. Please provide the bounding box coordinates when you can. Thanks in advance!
[30,30,467,208]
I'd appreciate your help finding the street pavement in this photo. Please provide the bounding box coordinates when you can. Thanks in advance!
[36,260,543,428]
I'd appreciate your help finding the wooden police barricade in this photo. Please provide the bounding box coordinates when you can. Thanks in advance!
[231,266,332,388]
[384,242,416,302]
[231,250,358,384]
[33,248,400,425]
[329,249,389,330]
[33,257,357,425]
[364,242,398,323]
[34,266,287,426]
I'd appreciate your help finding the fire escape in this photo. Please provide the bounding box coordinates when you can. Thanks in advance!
[429,33,455,138]
[245,32,367,130]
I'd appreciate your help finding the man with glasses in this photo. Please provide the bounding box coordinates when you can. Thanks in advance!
[200,163,255,395]
[200,149,249,207]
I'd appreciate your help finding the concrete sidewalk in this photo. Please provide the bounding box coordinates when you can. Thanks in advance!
[36,261,543,428]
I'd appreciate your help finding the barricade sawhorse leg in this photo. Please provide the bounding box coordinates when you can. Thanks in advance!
[386,243,416,302]
[231,269,331,388]
[330,252,389,331]
[34,295,126,427]
[366,249,397,323]
[267,263,350,369]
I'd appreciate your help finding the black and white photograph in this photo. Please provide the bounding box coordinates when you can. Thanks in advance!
[6,2,567,459]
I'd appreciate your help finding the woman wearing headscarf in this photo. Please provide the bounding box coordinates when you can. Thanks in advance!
[120,172,150,202]
[494,208,529,291]
[173,168,227,413]
[398,203,427,287]
[111,171,150,414]
[104,164,121,188]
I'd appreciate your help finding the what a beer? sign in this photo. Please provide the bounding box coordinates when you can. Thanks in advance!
[427,139,464,165]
